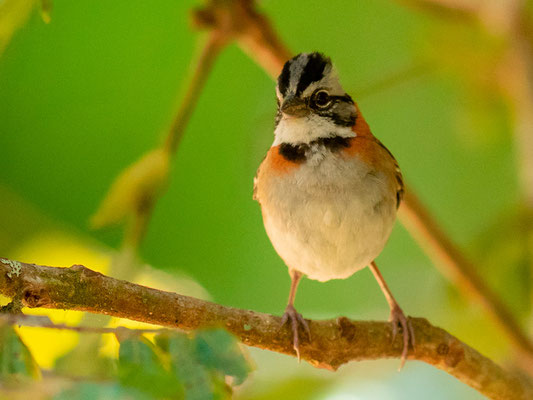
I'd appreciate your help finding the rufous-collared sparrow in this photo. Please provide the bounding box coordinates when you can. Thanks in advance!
[254,52,414,367]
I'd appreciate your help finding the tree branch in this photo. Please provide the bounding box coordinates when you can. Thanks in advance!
[400,190,533,374]
[164,32,229,155]
[92,28,230,252]
[192,0,291,78]
[0,258,530,400]
[0,314,167,335]
[395,0,480,22]
[393,0,533,373]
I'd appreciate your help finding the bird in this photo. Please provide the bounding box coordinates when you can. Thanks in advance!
[253,52,414,367]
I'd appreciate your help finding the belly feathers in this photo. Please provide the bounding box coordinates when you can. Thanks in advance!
[262,177,396,282]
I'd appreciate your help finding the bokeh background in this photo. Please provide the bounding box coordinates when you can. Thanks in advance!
[1,0,532,398]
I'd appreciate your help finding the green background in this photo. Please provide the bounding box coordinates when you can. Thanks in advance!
[0,0,526,398]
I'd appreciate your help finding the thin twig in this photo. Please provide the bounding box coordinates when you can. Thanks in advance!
[400,190,533,374]
[393,0,533,372]
[191,0,292,78]
[0,258,531,400]
[0,314,168,335]
[353,62,435,99]
[94,29,230,253]
[125,32,229,249]
[164,32,229,154]
[396,0,480,21]
[512,1,533,338]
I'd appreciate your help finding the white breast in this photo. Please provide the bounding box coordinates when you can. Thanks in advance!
[260,148,397,282]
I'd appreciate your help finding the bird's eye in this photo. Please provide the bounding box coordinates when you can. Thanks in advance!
[311,90,331,109]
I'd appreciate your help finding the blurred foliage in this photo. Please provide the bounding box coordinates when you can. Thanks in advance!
[54,382,150,400]
[1,326,250,399]
[40,0,52,24]
[54,332,115,379]
[470,206,533,317]
[0,0,37,57]
[0,0,529,398]
[90,147,170,232]
[0,323,41,382]
[193,329,251,386]
[117,333,184,399]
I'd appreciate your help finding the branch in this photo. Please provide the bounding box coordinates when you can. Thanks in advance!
[191,0,291,77]
[394,0,533,372]
[0,258,530,400]
[164,32,229,155]
[512,0,533,339]
[92,29,230,251]
[400,190,533,374]
[395,0,480,21]
[0,314,168,335]
[122,32,228,249]
[189,0,533,376]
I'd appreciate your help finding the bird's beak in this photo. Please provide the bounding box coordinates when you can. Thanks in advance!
[281,96,309,118]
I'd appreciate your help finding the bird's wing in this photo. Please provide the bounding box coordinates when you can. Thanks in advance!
[376,139,404,209]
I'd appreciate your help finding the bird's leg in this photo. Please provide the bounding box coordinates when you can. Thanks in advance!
[369,261,415,370]
[280,269,310,360]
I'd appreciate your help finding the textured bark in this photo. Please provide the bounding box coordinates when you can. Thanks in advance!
[0,258,531,400]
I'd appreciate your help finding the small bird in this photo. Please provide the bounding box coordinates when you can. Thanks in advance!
[253,52,414,367]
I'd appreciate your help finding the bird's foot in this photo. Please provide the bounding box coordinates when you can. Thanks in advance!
[281,304,311,361]
[389,304,415,370]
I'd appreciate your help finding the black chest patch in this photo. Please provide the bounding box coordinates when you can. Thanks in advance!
[279,136,352,163]
[319,136,351,151]
[279,143,307,162]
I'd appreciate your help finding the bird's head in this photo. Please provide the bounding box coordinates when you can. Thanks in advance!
[274,52,357,145]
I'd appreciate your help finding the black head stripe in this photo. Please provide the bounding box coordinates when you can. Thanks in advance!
[277,60,292,96]
[296,53,330,95]
[277,52,332,97]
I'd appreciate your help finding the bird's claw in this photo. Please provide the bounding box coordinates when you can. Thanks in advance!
[389,304,415,370]
[281,304,311,361]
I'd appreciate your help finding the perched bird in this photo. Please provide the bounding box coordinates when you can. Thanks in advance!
[253,52,414,367]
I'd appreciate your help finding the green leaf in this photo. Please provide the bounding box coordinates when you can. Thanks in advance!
[54,333,115,379]
[117,334,183,399]
[90,147,170,229]
[0,323,40,381]
[54,382,150,400]
[239,377,331,400]
[194,329,251,385]
[165,333,214,400]
[158,329,251,400]
[0,0,38,58]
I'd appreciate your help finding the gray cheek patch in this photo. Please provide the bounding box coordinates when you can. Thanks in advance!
[318,101,357,127]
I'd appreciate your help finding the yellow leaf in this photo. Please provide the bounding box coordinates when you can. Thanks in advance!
[90,147,171,229]
[9,232,111,368]
[0,0,37,57]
